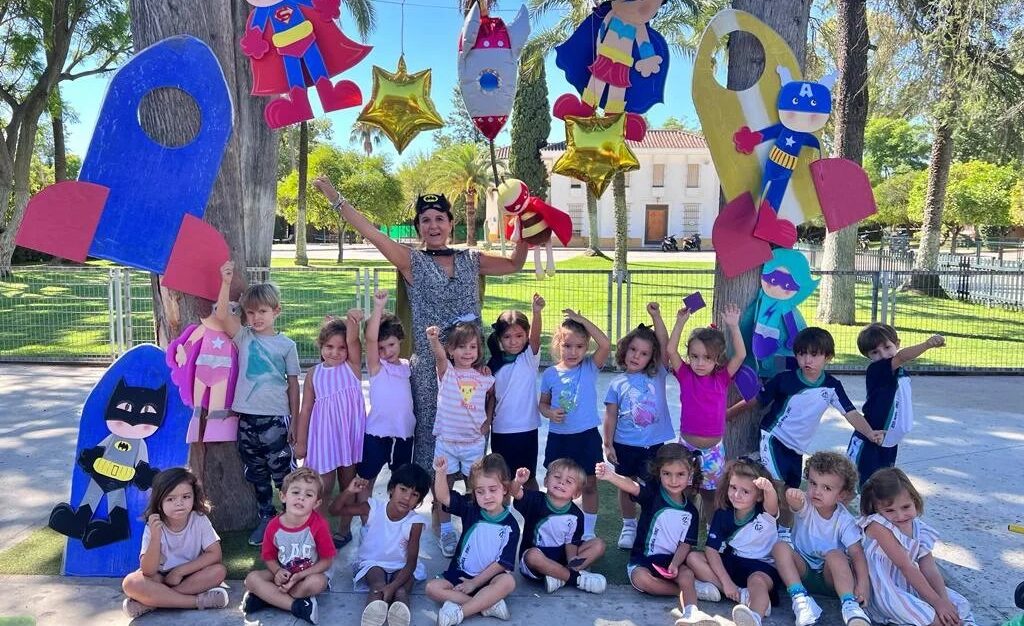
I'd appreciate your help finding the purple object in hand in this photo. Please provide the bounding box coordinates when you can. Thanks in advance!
[683,291,705,313]
[733,365,761,401]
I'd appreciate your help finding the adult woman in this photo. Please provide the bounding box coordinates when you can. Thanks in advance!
[312,177,528,475]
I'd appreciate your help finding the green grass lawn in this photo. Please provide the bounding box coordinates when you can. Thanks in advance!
[2,254,1021,370]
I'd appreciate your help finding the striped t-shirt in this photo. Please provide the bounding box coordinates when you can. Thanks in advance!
[433,366,494,443]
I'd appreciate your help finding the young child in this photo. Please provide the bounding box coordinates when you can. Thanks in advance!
[216,261,300,546]
[427,453,520,626]
[851,324,945,487]
[597,443,718,626]
[242,467,336,625]
[121,468,228,618]
[330,463,431,626]
[509,459,607,595]
[486,293,545,492]
[294,311,367,548]
[667,301,746,529]
[688,458,784,626]
[859,468,976,626]
[771,451,871,626]
[540,310,611,540]
[603,302,676,550]
[357,290,416,511]
[427,321,495,558]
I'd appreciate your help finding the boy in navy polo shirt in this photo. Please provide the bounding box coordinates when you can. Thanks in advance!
[848,324,944,488]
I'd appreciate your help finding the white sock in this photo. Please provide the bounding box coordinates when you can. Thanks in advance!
[622,517,637,528]
[440,522,454,534]
[583,513,597,536]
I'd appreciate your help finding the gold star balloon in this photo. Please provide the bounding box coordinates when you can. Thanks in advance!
[357,55,444,153]
[552,114,639,198]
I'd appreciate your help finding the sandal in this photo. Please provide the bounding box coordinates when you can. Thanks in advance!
[332,531,353,548]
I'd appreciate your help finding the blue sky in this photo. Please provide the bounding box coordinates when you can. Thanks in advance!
[60,2,703,164]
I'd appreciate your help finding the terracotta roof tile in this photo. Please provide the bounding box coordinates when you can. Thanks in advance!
[494,129,706,159]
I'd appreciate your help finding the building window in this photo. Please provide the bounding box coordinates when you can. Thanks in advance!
[686,164,700,188]
[567,203,585,236]
[682,204,700,235]
[653,164,665,188]
[570,179,582,189]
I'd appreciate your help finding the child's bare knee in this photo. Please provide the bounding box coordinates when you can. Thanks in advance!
[748,572,772,590]
[425,579,450,600]
[122,570,144,594]
[209,563,227,583]
[492,572,515,593]
[584,537,606,556]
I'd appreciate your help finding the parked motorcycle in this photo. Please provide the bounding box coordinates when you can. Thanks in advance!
[682,233,701,252]
[661,234,679,252]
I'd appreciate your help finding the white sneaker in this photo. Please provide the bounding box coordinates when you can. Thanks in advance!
[739,588,771,617]
[732,603,762,626]
[695,580,722,602]
[841,599,871,626]
[545,575,566,593]
[439,530,459,558]
[437,601,464,626]
[675,604,719,626]
[617,523,637,549]
[792,594,823,626]
[481,598,510,620]
[387,601,412,626]
[576,570,606,594]
[362,600,389,626]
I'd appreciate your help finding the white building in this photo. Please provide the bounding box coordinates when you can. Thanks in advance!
[494,129,719,248]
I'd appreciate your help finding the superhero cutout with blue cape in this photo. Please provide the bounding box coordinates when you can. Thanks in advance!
[552,0,669,141]
[740,248,819,378]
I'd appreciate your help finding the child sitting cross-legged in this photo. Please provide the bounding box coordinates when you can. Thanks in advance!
[509,459,607,595]
[597,444,719,626]
[330,463,431,626]
[771,451,871,626]
[427,453,520,626]
[241,468,336,625]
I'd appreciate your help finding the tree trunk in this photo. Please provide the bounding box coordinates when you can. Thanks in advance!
[584,189,606,257]
[132,0,278,531]
[908,114,954,296]
[337,220,347,263]
[295,121,309,266]
[0,114,45,275]
[51,86,69,182]
[612,172,628,281]
[817,0,868,324]
[718,0,812,459]
[466,187,478,247]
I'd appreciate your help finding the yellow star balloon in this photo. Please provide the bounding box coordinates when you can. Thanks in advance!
[552,114,639,198]
[357,55,444,153]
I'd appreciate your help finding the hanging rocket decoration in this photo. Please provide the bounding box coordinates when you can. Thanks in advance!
[497,178,573,279]
[241,0,372,129]
[457,3,530,141]
[552,0,670,142]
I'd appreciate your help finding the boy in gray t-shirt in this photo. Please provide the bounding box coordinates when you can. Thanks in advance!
[216,262,300,546]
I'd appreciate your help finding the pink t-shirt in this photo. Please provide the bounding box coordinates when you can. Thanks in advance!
[676,363,731,438]
[433,366,494,443]
[367,358,415,438]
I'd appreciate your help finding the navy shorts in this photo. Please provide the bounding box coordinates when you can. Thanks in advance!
[520,545,567,580]
[491,430,539,479]
[847,433,898,489]
[613,441,662,479]
[442,567,504,589]
[545,428,603,476]
[721,552,782,606]
[759,431,803,488]
[357,433,414,481]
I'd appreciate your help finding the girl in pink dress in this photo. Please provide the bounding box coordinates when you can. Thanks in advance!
[295,310,367,547]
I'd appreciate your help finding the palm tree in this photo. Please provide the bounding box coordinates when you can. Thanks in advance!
[435,143,493,246]
[350,121,384,156]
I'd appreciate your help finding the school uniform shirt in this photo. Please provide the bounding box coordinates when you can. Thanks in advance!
[791,502,861,571]
[492,348,542,434]
[759,370,856,454]
[604,366,675,447]
[261,510,336,574]
[863,358,913,448]
[140,512,219,572]
[629,481,699,563]
[444,491,520,577]
[540,356,600,435]
[514,489,583,557]
[706,504,778,561]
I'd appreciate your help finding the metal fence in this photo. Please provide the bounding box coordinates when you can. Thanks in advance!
[2,265,1022,373]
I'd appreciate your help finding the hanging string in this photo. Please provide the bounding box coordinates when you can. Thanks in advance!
[400,0,406,57]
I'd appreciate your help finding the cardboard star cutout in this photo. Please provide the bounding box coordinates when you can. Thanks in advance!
[552,114,639,198]
[357,55,444,153]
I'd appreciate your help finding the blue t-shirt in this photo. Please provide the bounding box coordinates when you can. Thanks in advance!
[540,356,600,435]
[862,358,913,447]
[604,366,675,447]
[444,492,520,577]
[628,480,699,564]
[758,370,856,454]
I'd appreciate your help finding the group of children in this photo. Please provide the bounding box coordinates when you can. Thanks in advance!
[118,259,974,626]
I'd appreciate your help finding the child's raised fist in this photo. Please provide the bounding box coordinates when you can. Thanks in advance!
[532,293,546,313]
[347,308,364,323]
[927,334,945,348]
[219,260,234,283]
[753,476,773,492]
[433,456,448,473]
[515,468,531,484]
[425,326,440,340]
[646,301,661,315]
[347,477,369,494]
[594,462,610,480]
[373,290,389,307]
